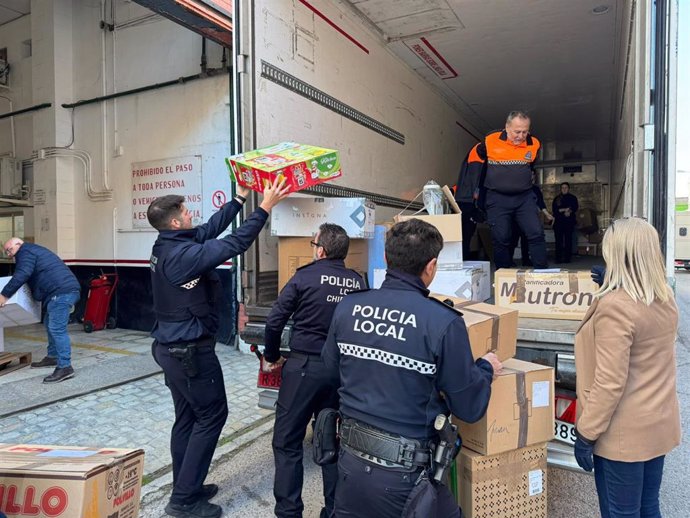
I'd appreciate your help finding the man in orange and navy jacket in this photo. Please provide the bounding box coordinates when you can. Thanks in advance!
[456,111,548,269]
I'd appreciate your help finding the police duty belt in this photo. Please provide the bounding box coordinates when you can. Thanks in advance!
[340,419,431,470]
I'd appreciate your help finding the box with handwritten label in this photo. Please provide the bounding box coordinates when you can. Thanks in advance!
[454,358,554,456]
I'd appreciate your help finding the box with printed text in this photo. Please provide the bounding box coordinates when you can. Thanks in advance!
[455,358,554,456]
[0,443,144,518]
[270,197,375,238]
[226,142,342,194]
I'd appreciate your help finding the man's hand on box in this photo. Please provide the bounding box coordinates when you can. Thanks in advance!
[237,185,251,199]
[481,352,502,380]
[259,177,290,212]
[0,295,8,308]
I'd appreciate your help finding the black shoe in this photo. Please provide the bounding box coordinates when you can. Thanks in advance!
[43,366,75,383]
[200,484,218,500]
[164,500,222,518]
[31,356,57,368]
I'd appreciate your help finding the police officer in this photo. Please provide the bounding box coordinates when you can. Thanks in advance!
[264,223,365,518]
[469,111,548,269]
[322,219,502,518]
[147,178,289,518]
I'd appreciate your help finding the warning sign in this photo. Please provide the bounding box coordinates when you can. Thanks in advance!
[212,190,227,208]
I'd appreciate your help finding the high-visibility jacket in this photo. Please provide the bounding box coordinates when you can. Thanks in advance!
[471,130,540,195]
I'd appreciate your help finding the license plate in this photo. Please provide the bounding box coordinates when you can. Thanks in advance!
[554,419,576,445]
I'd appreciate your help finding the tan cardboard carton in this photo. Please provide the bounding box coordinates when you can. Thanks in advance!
[0,443,144,518]
[395,214,462,241]
[278,238,368,292]
[494,268,598,320]
[457,443,547,518]
[429,295,517,361]
[455,358,554,456]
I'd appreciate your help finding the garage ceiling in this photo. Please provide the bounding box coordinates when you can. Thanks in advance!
[0,0,29,27]
[350,0,627,160]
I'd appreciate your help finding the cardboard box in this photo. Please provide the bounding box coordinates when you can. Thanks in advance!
[0,444,144,518]
[226,142,341,194]
[576,208,598,233]
[0,278,41,327]
[271,197,375,238]
[437,242,463,269]
[456,443,547,518]
[458,261,491,300]
[428,266,487,301]
[455,358,554,456]
[494,268,598,320]
[278,238,368,291]
[430,295,517,361]
[395,214,462,241]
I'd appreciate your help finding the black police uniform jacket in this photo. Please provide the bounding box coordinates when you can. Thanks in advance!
[150,199,268,344]
[263,258,365,363]
[322,269,494,441]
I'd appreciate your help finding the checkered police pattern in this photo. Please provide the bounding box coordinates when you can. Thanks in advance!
[338,342,437,375]
[488,159,530,165]
[180,278,200,290]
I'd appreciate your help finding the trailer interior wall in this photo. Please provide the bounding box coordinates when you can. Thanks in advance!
[610,0,652,219]
[246,0,475,272]
[0,0,240,333]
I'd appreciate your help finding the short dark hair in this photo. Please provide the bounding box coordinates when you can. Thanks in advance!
[561,182,570,188]
[318,223,349,260]
[147,195,185,230]
[385,219,443,276]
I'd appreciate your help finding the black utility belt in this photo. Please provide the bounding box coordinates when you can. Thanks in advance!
[159,336,215,350]
[339,418,431,471]
[289,351,322,361]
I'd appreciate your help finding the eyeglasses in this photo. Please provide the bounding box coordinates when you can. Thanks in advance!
[4,244,16,256]
[310,241,328,255]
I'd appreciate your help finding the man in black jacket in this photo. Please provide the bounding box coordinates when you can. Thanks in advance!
[147,178,289,518]
[322,219,501,518]
[0,238,81,383]
[264,223,365,518]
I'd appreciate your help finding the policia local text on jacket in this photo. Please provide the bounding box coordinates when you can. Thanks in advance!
[463,120,548,269]
[265,239,365,518]
[147,181,288,518]
[322,266,495,517]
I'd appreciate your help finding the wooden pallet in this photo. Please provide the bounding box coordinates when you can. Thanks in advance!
[0,352,32,376]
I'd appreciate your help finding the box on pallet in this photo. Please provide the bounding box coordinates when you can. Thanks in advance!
[270,197,375,238]
[430,295,517,362]
[494,268,598,320]
[278,238,368,291]
[0,278,41,327]
[0,444,144,518]
[455,358,554,455]
[394,214,462,241]
[226,142,341,194]
[457,443,548,518]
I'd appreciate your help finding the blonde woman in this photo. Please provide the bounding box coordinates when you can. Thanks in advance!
[574,217,681,518]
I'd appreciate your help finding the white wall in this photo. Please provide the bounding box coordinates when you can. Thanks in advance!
[0,0,234,260]
[253,0,475,201]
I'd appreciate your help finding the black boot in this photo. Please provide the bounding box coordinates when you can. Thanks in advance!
[43,366,75,383]
[164,500,222,518]
[31,356,57,368]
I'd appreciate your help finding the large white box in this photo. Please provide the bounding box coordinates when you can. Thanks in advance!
[428,266,490,301]
[461,261,491,300]
[0,277,41,327]
[270,197,375,238]
[437,241,463,269]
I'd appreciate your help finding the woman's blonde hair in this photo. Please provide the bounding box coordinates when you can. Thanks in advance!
[598,217,671,304]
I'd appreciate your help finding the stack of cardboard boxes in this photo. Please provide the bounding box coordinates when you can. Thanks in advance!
[271,197,375,290]
[371,214,492,302]
[434,294,555,518]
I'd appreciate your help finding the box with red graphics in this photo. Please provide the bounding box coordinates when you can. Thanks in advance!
[0,444,144,518]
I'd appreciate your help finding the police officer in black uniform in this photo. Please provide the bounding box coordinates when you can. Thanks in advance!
[147,178,289,518]
[322,219,502,518]
[264,223,365,518]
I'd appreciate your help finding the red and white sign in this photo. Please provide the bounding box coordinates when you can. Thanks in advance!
[404,37,458,79]
[212,190,227,208]
[131,156,202,229]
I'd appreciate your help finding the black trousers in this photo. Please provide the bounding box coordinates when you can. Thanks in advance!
[152,340,228,505]
[509,220,532,266]
[485,190,548,269]
[334,450,460,518]
[273,352,339,518]
[458,202,477,260]
[554,224,575,263]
